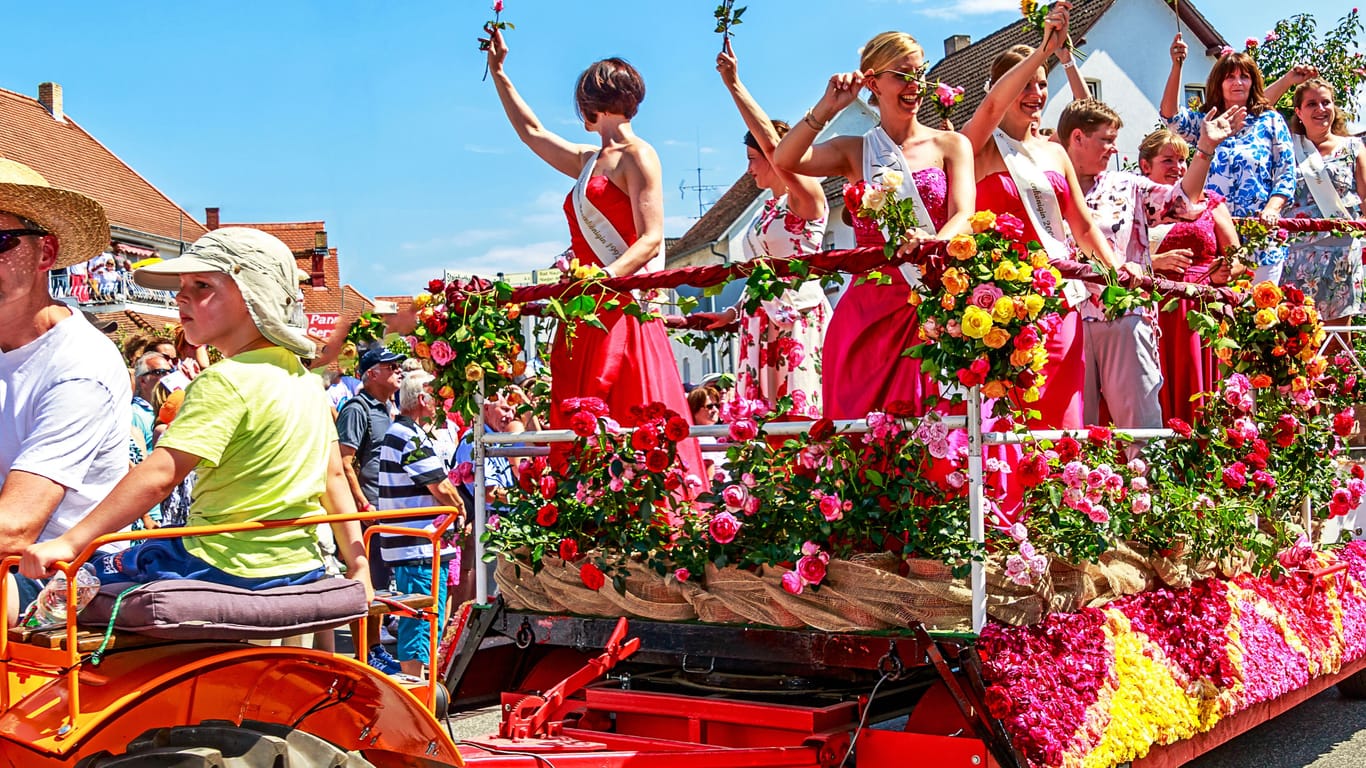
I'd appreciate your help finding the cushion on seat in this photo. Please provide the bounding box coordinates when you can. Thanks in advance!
[79,577,368,640]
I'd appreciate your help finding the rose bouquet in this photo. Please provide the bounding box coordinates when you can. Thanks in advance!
[842,170,924,252]
[907,210,1066,414]
[929,81,965,123]
[1189,279,1327,391]
[411,275,527,417]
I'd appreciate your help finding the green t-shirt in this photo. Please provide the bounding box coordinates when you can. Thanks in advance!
[158,346,333,578]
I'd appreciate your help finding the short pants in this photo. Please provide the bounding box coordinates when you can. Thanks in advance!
[91,538,325,590]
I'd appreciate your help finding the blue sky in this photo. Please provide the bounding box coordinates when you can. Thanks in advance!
[5,1,1356,299]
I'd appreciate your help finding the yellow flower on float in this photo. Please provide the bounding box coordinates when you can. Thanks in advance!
[941,293,957,310]
[1277,304,1291,321]
[906,291,923,307]
[1298,346,1318,363]
[982,380,1008,399]
[994,261,1019,281]
[992,296,1016,324]
[983,327,1011,349]
[1253,308,1279,330]
[1252,281,1283,309]
[961,305,994,338]
[1292,375,1310,392]
[1022,384,1042,402]
[1024,294,1045,318]
[968,210,996,233]
[947,234,978,260]
[1217,346,1232,362]
[1031,250,1050,268]
[1031,345,1048,370]
[1016,264,1034,282]
[942,267,970,295]
[1312,327,1326,346]
[413,292,434,310]
[1307,356,1327,376]
[464,362,484,381]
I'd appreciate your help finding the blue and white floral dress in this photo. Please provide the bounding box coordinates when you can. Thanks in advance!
[1168,106,1297,266]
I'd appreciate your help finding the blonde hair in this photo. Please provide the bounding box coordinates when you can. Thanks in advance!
[990,44,1036,85]
[859,32,924,107]
[1138,128,1190,167]
[1291,78,1349,136]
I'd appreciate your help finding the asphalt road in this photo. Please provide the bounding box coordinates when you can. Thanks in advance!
[1188,686,1366,768]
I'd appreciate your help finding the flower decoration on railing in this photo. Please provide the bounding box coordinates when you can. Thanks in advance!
[411,275,526,418]
[1189,279,1326,390]
[907,210,1066,414]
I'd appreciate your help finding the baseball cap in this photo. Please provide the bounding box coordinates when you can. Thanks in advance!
[132,228,314,358]
[357,347,406,377]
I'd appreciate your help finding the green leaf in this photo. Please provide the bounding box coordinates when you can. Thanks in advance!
[565,295,597,317]
[677,295,700,313]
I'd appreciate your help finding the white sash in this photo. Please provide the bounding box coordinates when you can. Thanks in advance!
[571,151,664,274]
[1295,135,1350,219]
[1147,223,1178,259]
[863,126,932,288]
[993,129,1089,308]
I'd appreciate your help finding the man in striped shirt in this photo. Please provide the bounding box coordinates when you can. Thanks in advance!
[377,370,465,677]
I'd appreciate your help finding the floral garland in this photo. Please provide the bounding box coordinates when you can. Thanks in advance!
[980,541,1366,768]
[410,275,526,417]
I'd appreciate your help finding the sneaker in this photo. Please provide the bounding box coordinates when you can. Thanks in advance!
[367,645,402,674]
[379,624,398,645]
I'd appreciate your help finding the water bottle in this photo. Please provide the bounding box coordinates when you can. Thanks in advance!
[26,565,101,627]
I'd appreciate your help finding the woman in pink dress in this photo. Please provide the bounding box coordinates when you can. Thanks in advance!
[484,27,704,481]
[772,31,975,419]
[960,3,1122,431]
[1139,129,1240,425]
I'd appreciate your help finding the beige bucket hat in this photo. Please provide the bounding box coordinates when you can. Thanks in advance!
[0,158,109,268]
[133,227,316,358]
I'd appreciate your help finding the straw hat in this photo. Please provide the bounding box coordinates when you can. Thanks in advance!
[0,158,109,269]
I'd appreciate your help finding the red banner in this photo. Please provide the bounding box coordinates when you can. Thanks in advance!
[306,312,340,338]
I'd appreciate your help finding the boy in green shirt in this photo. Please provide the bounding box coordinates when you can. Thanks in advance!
[21,228,371,598]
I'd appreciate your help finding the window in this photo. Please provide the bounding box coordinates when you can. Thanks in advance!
[1085,79,1103,100]
[1184,85,1206,109]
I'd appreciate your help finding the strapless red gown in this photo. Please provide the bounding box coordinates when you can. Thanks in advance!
[554,177,706,482]
[1155,195,1224,425]
[822,168,948,419]
[975,171,1084,431]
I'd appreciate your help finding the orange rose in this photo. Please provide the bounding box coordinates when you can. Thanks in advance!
[1252,281,1283,309]
[415,341,432,359]
[1250,373,1273,388]
[512,359,528,377]
[942,267,970,295]
[983,328,1011,349]
[982,380,1008,399]
[947,235,978,260]
[1306,357,1327,377]
[941,294,957,310]
[506,304,522,320]
[1010,348,1033,367]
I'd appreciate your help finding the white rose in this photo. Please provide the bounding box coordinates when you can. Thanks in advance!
[862,186,888,213]
[879,169,904,191]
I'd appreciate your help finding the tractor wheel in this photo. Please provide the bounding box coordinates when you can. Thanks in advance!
[1338,669,1366,699]
[75,719,376,767]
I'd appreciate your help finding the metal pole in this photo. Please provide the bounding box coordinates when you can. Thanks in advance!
[473,378,489,604]
[967,385,986,633]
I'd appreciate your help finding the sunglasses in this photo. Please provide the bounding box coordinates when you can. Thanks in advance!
[705,402,720,410]
[879,68,928,86]
[141,368,173,379]
[0,228,49,254]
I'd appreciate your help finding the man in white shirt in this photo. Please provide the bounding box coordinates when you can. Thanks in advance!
[0,159,130,620]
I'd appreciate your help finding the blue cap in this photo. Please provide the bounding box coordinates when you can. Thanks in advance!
[357,347,406,377]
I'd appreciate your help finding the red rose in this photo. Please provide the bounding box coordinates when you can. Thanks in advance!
[580,562,606,590]
[631,427,660,451]
[427,278,446,294]
[1087,426,1112,445]
[957,366,984,387]
[558,539,579,560]
[643,402,667,421]
[1167,418,1192,438]
[1018,452,1050,488]
[1013,325,1040,351]
[645,449,671,473]
[1352,464,1365,480]
[885,400,917,418]
[569,411,598,437]
[1275,414,1299,448]
[537,502,559,527]
[1222,462,1248,490]
[809,418,836,442]
[1334,410,1356,438]
[843,181,868,214]
[984,686,1015,720]
[1055,435,1081,462]
[538,475,558,500]
[663,471,682,491]
[664,416,691,442]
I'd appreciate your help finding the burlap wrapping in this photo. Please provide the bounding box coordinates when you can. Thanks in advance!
[756,565,893,632]
[535,556,619,617]
[596,561,698,622]
[494,554,564,613]
[701,564,805,628]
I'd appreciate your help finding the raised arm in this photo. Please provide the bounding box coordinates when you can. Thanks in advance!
[484,25,592,179]
[1160,34,1187,120]
[605,143,666,278]
[961,5,1067,153]
[1266,65,1319,107]
[771,72,863,179]
[1056,46,1088,102]
[717,40,826,221]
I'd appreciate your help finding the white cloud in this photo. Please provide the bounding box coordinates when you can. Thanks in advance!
[916,0,1018,19]
[664,214,698,237]
[463,241,567,276]
[463,144,507,155]
[399,228,512,251]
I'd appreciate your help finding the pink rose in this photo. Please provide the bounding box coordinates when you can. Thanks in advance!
[1031,269,1057,294]
[729,418,759,442]
[818,494,843,521]
[796,554,827,586]
[709,511,741,544]
[429,340,456,366]
[993,213,1025,240]
[674,568,690,582]
[493,0,504,12]
[721,484,749,509]
[970,283,1004,310]
[449,461,476,486]
[781,571,804,594]
[1220,45,1234,57]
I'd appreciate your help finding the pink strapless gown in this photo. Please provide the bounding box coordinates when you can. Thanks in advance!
[975,171,1084,431]
[554,177,706,483]
[822,168,948,419]
[1156,194,1224,425]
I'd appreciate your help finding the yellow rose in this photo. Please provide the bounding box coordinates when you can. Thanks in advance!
[968,211,996,233]
[862,186,888,213]
[1031,345,1048,370]
[1030,250,1050,268]
[1016,264,1034,282]
[961,305,994,339]
[1253,307,1279,330]
[1307,356,1327,377]
[413,292,433,310]
[1299,346,1319,363]
[1022,384,1042,403]
[992,296,1016,324]
[1024,294,1045,318]
[941,293,957,310]
[982,380,1008,399]
[942,267,970,295]
[983,327,1011,349]
[947,235,978,260]
[464,362,484,381]
[994,261,1019,282]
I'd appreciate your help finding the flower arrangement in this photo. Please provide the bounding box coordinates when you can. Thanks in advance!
[1189,279,1326,389]
[1020,0,1087,60]
[980,541,1366,768]
[929,81,965,122]
[907,210,1066,413]
[842,170,923,253]
[410,275,527,417]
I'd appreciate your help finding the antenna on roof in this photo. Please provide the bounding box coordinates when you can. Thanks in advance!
[679,141,725,219]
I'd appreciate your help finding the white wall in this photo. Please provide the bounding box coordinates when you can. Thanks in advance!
[1040,0,1215,165]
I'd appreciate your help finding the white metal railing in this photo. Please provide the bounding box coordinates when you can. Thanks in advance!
[49,272,177,308]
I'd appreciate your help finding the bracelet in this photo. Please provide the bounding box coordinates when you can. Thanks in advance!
[1194,145,1216,159]
[1061,61,1076,70]
[803,108,828,131]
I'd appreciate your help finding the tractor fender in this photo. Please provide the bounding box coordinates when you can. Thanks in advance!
[0,642,462,766]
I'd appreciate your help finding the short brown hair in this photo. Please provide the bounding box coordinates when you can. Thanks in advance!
[1057,99,1123,148]
[687,385,720,415]
[1137,128,1189,167]
[575,58,645,122]
[1202,52,1271,115]
[1290,78,1349,136]
[743,120,790,152]
[990,45,1036,85]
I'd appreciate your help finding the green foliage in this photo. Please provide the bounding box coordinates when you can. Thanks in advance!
[1249,10,1365,117]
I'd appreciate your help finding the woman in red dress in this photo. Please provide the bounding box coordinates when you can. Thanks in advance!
[960,2,1122,431]
[1140,129,1239,424]
[772,30,976,419]
[484,27,704,481]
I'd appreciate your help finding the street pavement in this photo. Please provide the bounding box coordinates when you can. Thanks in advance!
[1187,687,1366,767]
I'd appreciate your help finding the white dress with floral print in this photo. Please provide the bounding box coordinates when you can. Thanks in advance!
[732,194,830,418]
[1281,137,1365,318]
